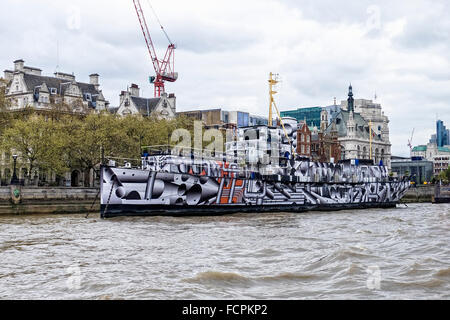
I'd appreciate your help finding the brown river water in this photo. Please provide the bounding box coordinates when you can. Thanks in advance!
[0,203,449,300]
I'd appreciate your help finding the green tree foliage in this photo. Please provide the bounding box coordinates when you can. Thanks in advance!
[437,166,450,184]
[0,111,197,183]
[0,80,12,133]
[1,115,66,177]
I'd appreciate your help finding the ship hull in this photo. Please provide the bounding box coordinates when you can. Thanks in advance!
[100,157,410,219]
[100,202,398,218]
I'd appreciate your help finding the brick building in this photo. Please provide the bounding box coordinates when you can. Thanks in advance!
[296,121,311,157]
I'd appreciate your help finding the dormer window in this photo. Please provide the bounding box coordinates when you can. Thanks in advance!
[50,88,57,95]
[85,93,92,101]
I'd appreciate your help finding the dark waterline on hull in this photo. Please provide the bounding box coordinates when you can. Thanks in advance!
[101,202,398,218]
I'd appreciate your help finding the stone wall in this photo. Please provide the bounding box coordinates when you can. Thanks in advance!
[0,186,98,201]
[0,187,100,215]
[402,185,434,203]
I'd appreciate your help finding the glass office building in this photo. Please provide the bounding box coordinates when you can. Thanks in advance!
[280,107,323,128]
[436,120,449,147]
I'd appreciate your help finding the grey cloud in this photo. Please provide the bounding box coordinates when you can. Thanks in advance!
[0,0,449,158]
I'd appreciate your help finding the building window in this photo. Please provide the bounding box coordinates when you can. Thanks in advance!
[50,88,57,95]
[85,93,92,101]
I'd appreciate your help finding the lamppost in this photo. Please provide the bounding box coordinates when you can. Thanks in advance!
[11,154,19,185]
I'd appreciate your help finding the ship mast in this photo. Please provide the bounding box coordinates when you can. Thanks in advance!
[268,72,295,157]
[268,72,278,127]
[369,120,373,161]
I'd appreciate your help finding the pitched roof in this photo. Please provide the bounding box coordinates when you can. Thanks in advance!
[22,73,104,104]
[326,110,383,141]
[131,96,160,115]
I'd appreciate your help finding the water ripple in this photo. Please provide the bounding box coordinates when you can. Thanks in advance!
[0,203,449,299]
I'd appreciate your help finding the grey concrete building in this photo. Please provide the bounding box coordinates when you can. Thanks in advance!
[391,157,433,185]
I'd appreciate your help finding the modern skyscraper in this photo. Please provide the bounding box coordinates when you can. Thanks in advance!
[436,120,449,147]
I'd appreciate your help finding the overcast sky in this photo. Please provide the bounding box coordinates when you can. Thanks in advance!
[1,0,449,156]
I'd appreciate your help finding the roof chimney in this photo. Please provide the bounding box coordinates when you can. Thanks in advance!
[54,72,76,82]
[14,59,24,72]
[129,83,140,97]
[3,70,14,81]
[89,73,100,91]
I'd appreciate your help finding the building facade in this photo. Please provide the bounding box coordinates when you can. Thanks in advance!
[325,85,392,169]
[3,59,108,113]
[296,121,311,157]
[436,120,449,147]
[433,155,450,176]
[280,107,322,128]
[177,108,268,129]
[177,109,224,126]
[1,59,110,187]
[115,84,176,119]
[411,144,450,176]
[391,158,433,185]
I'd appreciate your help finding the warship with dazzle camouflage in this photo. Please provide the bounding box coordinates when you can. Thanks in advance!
[100,76,410,218]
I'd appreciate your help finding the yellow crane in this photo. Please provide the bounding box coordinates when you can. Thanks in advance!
[268,72,278,127]
[268,72,294,156]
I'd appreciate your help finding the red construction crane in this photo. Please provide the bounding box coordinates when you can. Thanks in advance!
[132,0,178,97]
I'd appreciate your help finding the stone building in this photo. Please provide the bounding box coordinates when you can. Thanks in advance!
[1,59,110,187]
[3,59,108,113]
[411,119,450,177]
[114,84,176,119]
[325,85,392,169]
[411,144,450,176]
[177,108,268,129]
[433,155,450,176]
